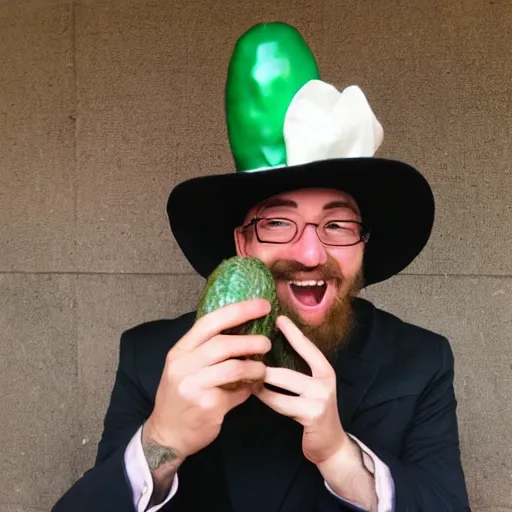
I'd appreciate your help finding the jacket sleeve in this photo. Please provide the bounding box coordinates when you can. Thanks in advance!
[52,329,154,512]
[371,337,470,511]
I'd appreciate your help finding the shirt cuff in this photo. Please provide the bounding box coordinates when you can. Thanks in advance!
[324,434,395,512]
[124,425,179,512]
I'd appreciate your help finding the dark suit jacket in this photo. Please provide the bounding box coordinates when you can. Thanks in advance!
[52,298,470,511]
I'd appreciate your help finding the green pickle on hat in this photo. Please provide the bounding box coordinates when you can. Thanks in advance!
[226,22,320,171]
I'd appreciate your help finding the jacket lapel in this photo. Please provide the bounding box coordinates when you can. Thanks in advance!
[336,354,379,430]
[336,298,380,429]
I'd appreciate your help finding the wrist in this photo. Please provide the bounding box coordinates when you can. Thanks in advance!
[142,416,164,447]
[317,436,377,511]
[316,435,362,477]
[142,419,185,471]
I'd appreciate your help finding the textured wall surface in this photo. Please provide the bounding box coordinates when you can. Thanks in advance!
[1,0,511,510]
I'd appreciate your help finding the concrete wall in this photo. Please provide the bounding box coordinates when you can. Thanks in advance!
[1,1,511,510]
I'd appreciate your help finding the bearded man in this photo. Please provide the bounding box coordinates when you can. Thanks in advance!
[53,22,470,512]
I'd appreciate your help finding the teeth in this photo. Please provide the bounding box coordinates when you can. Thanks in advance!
[289,280,325,287]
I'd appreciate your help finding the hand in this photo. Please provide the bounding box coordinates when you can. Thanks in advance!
[253,315,348,465]
[144,298,272,460]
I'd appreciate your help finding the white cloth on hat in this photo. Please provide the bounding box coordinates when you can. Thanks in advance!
[283,80,384,165]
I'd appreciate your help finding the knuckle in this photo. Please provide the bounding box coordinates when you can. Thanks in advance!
[165,350,177,365]
[166,342,190,364]
[237,335,270,356]
[166,354,186,374]
[225,360,245,381]
[191,317,211,341]
[165,362,178,382]
[215,337,242,359]
[250,361,267,378]
[176,376,197,400]
[199,391,220,412]
[204,336,225,358]
[207,333,271,361]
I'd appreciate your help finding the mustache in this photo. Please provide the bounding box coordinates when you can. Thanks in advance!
[269,259,342,282]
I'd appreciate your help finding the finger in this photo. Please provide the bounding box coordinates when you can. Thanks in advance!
[187,359,267,391]
[178,298,271,352]
[276,316,333,378]
[255,386,312,423]
[198,380,256,414]
[194,385,253,417]
[193,333,271,367]
[263,367,311,396]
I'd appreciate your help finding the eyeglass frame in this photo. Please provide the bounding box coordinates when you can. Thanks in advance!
[240,216,371,247]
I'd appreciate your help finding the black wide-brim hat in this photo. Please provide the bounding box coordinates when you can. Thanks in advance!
[166,22,435,287]
[168,156,434,287]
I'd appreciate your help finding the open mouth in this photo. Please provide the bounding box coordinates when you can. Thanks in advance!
[289,280,327,307]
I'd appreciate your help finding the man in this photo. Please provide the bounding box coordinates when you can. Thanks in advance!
[53,22,470,511]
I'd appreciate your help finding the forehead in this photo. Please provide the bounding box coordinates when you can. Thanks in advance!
[247,188,360,217]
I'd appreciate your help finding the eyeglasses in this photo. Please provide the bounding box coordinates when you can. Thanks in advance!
[241,217,370,247]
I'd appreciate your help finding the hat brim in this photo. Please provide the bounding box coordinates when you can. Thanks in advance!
[167,157,434,287]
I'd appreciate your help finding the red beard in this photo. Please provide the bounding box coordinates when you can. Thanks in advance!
[266,256,364,374]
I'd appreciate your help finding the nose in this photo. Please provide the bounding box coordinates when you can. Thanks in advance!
[290,224,328,268]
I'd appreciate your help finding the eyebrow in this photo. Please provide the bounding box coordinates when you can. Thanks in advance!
[322,200,358,213]
[259,199,297,210]
[258,198,358,214]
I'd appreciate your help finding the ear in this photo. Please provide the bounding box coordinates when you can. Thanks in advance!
[234,227,249,257]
